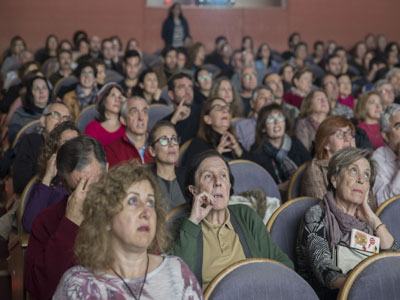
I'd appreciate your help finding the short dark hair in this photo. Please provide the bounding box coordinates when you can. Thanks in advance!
[74,61,97,78]
[161,45,177,58]
[215,35,227,45]
[56,135,107,180]
[184,150,234,201]
[148,120,176,146]
[167,72,192,92]
[57,49,72,60]
[123,50,141,64]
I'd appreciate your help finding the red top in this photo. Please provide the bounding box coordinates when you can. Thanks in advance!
[105,134,154,168]
[283,92,304,108]
[84,120,126,148]
[24,197,79,300]
[357,121,385,149]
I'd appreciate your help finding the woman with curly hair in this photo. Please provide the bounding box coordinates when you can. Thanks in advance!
[54,161,204,300]
[21,121,80,232]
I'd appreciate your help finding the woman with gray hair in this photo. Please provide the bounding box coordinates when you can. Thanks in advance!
[296,147,400,299]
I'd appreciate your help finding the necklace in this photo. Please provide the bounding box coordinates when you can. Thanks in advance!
[111,254,149,300]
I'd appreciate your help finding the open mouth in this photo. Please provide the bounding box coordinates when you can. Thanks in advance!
[273,126,281,132]
[138,226,150,232]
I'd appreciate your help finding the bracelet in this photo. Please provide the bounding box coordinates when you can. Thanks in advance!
[374,223,386,233]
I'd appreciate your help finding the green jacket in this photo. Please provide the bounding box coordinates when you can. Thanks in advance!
[172,204,294,285]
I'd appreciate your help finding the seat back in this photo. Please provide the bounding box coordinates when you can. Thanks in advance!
[339,252,400,300]
[228,160,280,201]
[105,69,124,83]
[12,120,41,149]
[204,258,319,300]
[17,175,39,237]
[165,202,190,226]
[287,161,310,200]
[376,195,400,242]
[266,197,320,263]
[178,139,192,167]
[75,104,99,132]
[147,104,173,131]
[52,76,79,99]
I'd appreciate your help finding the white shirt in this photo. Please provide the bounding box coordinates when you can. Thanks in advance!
[372,146,400,206]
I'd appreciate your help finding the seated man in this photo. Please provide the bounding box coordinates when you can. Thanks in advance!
[263,72,299,120]
[24,135,107,299]
[118,50,142,97]
[154,46,178,89]
[163,73,201,145]
[234,86,274,151]
[0,103,72,241]
[322,73,353,119]
[373,104,400,206]
[105,96,153,168]
[239,67,258,117]
[49,49,73,87]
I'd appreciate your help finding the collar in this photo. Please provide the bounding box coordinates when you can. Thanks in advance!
[124,133,148,149]
[382,145,397,163]
[202,208,233,231]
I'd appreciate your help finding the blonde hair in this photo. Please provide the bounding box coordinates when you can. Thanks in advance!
[74,161,171,271]
[209,77,243,117]
[354,91,382,122]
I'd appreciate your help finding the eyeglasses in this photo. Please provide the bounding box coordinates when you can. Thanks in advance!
[210,104,231,113]
[81,71,94,77]
[266,114,285,124]
[152,136,180,146]
[242,73,256,79]
[44,111,72,122]
[333,130,355,139]
[198,73,212,82]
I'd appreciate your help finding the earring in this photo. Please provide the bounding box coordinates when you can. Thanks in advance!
[106,225,111,231]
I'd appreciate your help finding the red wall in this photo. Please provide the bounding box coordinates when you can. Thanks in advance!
[0,0,399,55]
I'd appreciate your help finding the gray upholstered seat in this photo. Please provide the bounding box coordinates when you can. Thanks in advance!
[228,160,281,201]
[266,197,320,263]
[147,104,173,131]
[339,252,400,300]
[287,161,309,200]
[204,258,319,300]
[376,195,400,242]
[75,104,99,132]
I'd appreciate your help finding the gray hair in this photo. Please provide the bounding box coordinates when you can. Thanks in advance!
[120,96,148,118]
[385,67,400,81]
[374,79,392,92]
[56,135,107,181]
[42,102,69,116]
[251,85,274,102]
[379,103,400,133]
[327,147,377,192]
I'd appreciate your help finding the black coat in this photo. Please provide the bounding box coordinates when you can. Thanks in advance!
[161,17,190,46]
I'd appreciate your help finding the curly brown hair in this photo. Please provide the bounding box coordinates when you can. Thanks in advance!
[74,161,171,271]
[37,121,80,180]
[209,77,243,117]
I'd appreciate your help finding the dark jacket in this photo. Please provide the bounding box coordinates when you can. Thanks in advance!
[161,17,190,46]
[250,137,311,184]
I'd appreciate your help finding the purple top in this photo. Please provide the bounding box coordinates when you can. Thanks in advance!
[54,255,204,300]
[22,181,69,232]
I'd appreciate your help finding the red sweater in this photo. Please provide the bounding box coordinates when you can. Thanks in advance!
[105,135,154,168]
[283,92,304,108]
[24,197,79,300]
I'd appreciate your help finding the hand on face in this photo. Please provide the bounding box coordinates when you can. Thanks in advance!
[188,191,216,225]
[42,154,58,186]
[355,190,380,228]
[65,176,91,225]
[171,99,191,124]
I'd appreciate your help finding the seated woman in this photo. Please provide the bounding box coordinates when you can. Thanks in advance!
[182,97,248,166]
[173,150,293,290]
[148,120,187,210]
[337,74,355,109]
[54,161,203,299]
[85,82,126,148]
[297,147,400,299]
[21,121,80,232]
[209,76,243,118]
[8,75,51,143]
[255,43,280,74]
[186,42,205,73]
[62,61,98,121]
[301,115,355,199]
[354,91,385,149]
[283,66,313,108]
[193,67,213,105]
[133,68,168,105]
[294,89,330,152]
[250,103,311,194]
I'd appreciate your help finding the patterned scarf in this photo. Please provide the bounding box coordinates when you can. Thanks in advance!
[263,134,298,183]
[320,191,373,249]
[76,85,98,110]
